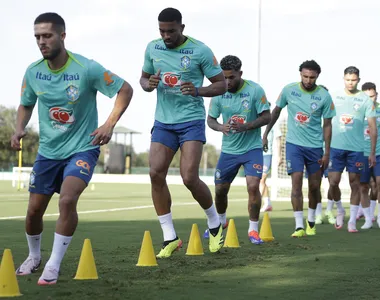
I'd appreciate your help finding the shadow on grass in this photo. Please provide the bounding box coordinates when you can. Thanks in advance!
[1,216,380,300]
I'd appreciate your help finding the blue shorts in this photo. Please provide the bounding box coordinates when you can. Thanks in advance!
[151,120,206,152]
[29,148,100,195]
[263,155,272,175]
[286,142,323,175]
[328,148,364,174]
[360,155,380,183]
[215,148,263,184]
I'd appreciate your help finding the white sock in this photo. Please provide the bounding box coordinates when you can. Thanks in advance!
[363,207,371,222]
[335,200,344,213]
[308,208,316,223]
[45,233,72,270]
[26,233,42,259]
[294,211,304,229]
[218,213,227,227]
[349,205,359,224]
[370,200,377,218]
[248,220,259,233]
[262,197,270,207]
[326,200,334,212]
[316,203,322,216]
[158,213,177,241]
[204,203,220,229]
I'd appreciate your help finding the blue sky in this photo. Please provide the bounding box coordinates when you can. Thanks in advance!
[1,0,379,153]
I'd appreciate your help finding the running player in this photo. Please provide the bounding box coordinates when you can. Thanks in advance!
[328,67,377,232]
[358,82,380,228]
[11,13,133,285]
[263,60,335,237]
[139,8,227,258]
[206,55,270,244]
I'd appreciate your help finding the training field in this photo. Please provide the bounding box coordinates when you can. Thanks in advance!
[1,180,380,300]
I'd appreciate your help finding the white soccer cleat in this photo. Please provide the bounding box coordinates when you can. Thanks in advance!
[361,220,373,230]
[348,222,358,233]
[37,265,59,285]
[16,256,41,276]
[335,210,346,230]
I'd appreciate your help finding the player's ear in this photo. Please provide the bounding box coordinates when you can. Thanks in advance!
[61,32,66,42]
[180,24,185,33]
[239,71,243,77]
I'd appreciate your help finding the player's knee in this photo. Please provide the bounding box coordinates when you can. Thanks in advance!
[149,168,165,184]
[308,180,320,192]
[215,185,229,199]
[27,205,44,219]
[59,194,78,213]
[360,183,370,194]
[247,180,260,195]
[182,174,198,189]
[329,177,340,188]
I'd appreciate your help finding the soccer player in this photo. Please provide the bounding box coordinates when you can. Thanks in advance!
[10,13,133,285]
[206,55,270,244]
[139,8,227,258]
[260,121,283,212]
[328,67,377,232]
[263,60,335,237]
[314,85,336,225]
[358,82,380,228]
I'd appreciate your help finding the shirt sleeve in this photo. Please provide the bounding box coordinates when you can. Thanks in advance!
[364,97,376,118]
[200,45,223,79]
[322,94,336,119]
[20,69,37,106]
[208,97,221,119]
[255,85,270,114]
[88,60,124,98]
[276,87,288,108]
[142,43,154,75]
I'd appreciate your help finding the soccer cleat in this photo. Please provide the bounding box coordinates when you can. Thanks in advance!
[209,224,224,253]
[16,256,41,276]
[315,215,323,225]
[248,230,264,245]
[325,211,336,225]
[156,238,183,259]
[361,220,373,230]
[306,222,316,236]
[291,229,306,238]
[37,265,59,285]
[260,205,273,213]
[203,220,229,239]
[335,210,346,230]
[348,222,358,233]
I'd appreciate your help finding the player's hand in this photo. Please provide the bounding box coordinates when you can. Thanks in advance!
[148,69,161,90]
[10,130,26,151]
[369,154,376,168]
[230,122,249,133]
[180,82,197,96]
[90,124,114,146]
[219,122,231,136]
[262,135,268,152]
[321,154,329,171]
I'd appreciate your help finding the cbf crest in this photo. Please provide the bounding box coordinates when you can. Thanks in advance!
[310,102,318,112]
[241,99,250,111]
[66,84,80,102]
[180,56,191,69]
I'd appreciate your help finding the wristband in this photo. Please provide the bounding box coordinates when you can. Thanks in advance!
[195,87,199,97]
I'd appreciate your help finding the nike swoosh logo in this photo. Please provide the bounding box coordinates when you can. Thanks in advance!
[36,92,47,95]
[154,58,163,62]
[80,170,89,176]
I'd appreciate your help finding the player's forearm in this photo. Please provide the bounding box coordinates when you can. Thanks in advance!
[246,112,271,131]
[264,107,280,137]
[323,121,332,156]
[139,77,154,92]
[105,82,133,128]
[369,120,377,156]
[207,116,223,132]
[16,105,34,132]
[198,81,227,97]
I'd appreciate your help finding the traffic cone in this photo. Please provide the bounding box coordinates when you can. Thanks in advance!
[260,212,275,242]
[0,249,22,297]
[186,224,204,255]
[223,219,240,248]
[74,239,98,280]
[136,231,158,266]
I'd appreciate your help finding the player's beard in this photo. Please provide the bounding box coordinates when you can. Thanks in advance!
[42,46,62,60]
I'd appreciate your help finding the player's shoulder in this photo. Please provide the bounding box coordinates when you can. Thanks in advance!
[25,58,44,73]
[282,82,299,93]
[145,38,165,50]
[67,51,93,69]
[315,86,331,99]
[186,36,212,51]
[244,80,264,93]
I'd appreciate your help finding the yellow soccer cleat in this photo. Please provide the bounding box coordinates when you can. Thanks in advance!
[156,238,183,259]
[291,229,306,238]
[209,224,224,253]
[306,222,316,236]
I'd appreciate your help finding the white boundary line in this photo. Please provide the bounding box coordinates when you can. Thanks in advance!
[0,199,249,221]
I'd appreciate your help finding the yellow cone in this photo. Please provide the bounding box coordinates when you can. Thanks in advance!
[223,219,240,248]
[0,249,22,297]
[260,212,275,242]
[186,224,204,255]
[74,239,98,280]
[136,231,158,266]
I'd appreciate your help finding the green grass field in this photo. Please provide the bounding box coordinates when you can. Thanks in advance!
[1,180,380,300]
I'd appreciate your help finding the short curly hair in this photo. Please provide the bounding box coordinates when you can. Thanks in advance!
[299,60,321,74]
[220,55,242,71]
